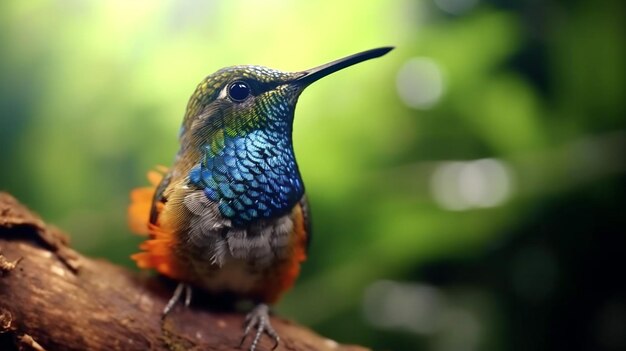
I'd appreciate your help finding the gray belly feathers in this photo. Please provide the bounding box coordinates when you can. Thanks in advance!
[181,190,294,270]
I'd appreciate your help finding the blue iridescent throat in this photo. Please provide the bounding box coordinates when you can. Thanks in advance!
[189,125,304,227]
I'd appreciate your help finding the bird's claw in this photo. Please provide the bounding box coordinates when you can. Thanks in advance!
[240,304,280,351]
[162,283,193,318]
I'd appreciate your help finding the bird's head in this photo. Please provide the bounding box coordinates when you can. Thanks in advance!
[179,47,394,150]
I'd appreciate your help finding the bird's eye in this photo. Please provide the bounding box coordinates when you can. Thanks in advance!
[228,81,251,102]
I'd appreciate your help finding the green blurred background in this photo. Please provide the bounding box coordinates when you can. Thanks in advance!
[1,0,624,350]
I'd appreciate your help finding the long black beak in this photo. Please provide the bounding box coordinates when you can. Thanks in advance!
[295,47,394,86]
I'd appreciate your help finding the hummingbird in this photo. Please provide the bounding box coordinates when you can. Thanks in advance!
[128,47,393,350]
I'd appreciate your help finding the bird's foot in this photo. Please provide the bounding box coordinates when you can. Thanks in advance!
[162,282,193,317]
[240,303,280,351]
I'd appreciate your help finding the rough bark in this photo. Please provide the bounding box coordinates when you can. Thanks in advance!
[0,192,366,351]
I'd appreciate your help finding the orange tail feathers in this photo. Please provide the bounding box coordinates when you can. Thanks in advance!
[131,224,180,277]
[128,166,183,279]
[127,167,166,235]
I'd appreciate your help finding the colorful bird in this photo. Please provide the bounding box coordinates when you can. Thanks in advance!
[128,47,393,350]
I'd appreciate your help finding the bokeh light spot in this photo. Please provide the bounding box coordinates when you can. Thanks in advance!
[363,280,444,334]
[396,57,445,110]
[430,158,514,211]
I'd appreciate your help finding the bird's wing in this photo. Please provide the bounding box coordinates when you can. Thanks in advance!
[128,166,187,279]
[128,166,168,235]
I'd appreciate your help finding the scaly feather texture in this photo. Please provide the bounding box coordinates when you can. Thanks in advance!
[127,47,393,350]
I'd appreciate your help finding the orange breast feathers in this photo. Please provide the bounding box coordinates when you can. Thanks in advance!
[128,167,183,280]
[255,202,308,303]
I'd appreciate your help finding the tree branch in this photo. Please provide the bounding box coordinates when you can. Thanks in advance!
[0,192,366,351]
